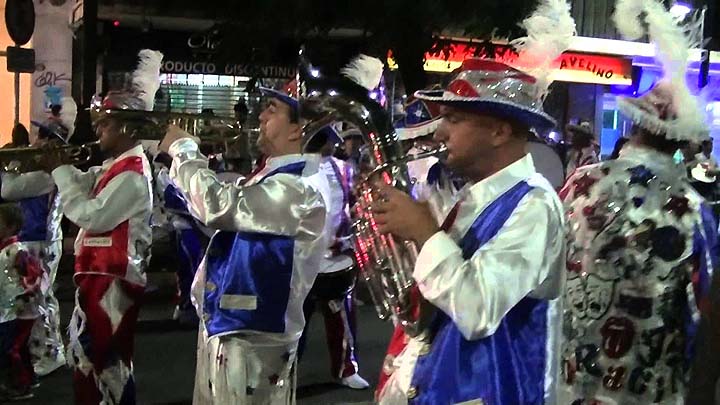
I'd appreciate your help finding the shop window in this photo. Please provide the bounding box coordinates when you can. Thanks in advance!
[602,110,617,130]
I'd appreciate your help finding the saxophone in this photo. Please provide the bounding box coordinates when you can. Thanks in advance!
[297,51,447,337]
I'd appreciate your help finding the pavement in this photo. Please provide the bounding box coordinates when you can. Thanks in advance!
[21,267,393,405]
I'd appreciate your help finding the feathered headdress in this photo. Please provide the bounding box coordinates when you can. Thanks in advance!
[59,97,77,141]
[131,49,164,112]
[510,0,577,101]
[614,0,708,142]
[341,54,385,91]
[97,49,164,114]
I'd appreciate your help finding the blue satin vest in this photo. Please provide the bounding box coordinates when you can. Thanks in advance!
[164,182,191,215]
[203,162,306,338]
[410,181,552,405]
[18,193,53,242]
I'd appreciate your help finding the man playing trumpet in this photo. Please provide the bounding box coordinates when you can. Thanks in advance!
[159,80,330,404]
[36,50,160,404]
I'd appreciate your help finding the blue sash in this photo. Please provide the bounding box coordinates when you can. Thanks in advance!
[410,181,551,404]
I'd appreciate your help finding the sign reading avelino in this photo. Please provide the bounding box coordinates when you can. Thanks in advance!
[388,39,633,86]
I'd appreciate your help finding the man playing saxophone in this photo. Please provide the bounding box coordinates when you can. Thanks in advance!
[374,57,566,405]
[158,80,330,404]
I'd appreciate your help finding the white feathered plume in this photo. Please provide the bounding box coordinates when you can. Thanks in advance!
[510,0,576,101]
[59,97,77,141]
[340,54,385,91]
[131,49,164,111]
[612,0,646,41]
[613,0,708,142]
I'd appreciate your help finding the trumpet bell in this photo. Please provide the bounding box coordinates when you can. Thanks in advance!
[0,142,99,173]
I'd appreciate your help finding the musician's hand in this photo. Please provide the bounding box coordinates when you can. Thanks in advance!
[372,183,439,246]
[159,125,197,154]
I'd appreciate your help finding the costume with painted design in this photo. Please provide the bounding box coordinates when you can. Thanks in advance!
[559,145,715,404]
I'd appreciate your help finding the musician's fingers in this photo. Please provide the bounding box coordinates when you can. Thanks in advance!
[376,184,405,204]
[372,199,389,214]
[374,214,391,234]
[375,182,393,196]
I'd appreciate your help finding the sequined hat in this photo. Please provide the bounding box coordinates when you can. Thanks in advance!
[395,91,443,141]
[616,81,709,142]
[613,0,709,143]
[414,58,557,131]
[258,79,298,113]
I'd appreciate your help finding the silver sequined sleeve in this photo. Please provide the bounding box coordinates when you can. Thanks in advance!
[1,171,56,201]
[168,138,326,240]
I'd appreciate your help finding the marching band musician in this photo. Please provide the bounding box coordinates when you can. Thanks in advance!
[37,50,160,404]
[298,126,369,390]
[395,95,443,186]
[375,57,567,405]
[373,2,575,401]
[1,98,77,377]
[559,2,717,403]
[159,81,330,404]
[153,152,210,326]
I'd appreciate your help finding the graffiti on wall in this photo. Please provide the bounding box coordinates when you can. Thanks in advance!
[33,64,71,110]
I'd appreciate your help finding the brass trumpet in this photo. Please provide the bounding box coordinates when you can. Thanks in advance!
[92,109,243,145]
[0,142,99,173]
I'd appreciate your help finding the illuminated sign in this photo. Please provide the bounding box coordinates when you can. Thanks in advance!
[553,53,632,85]
[388,41,633,85]
[161,60,297,78]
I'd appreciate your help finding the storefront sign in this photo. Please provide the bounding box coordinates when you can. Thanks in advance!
[554,53,632,85]
[161,60,296,78]
[388,40,632,86]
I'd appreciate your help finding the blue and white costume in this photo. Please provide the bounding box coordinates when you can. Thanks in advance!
[379,154,565,404]
[167,138,328,404]
[1,170,65,374]
[154,167,210,322]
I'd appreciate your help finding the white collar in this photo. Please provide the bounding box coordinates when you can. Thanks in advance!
[460,153,537,207]
[262,153,320,175]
